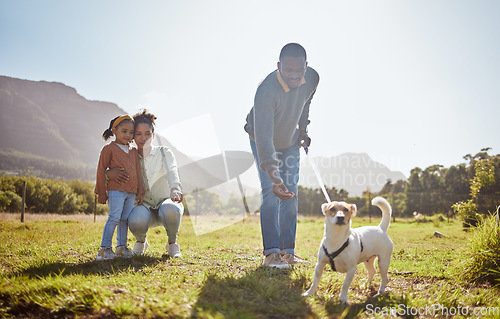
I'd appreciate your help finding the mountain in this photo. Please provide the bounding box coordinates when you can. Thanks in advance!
[299,153,407,197]
[0,76,124,166]
[0,76,192,180]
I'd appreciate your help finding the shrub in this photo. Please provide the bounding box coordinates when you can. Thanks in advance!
[460,213,500,285]
[452,200,480,228]
[0,191,22,212]
[0,175,98,214]
[453,159,495,228]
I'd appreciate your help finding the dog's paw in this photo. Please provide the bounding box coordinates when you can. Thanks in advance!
[302,290,314,297]
[372,292,384,300]
[339,296,349,304]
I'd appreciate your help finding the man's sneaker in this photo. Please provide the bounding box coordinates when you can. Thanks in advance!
[282,252,309,265]
[116,245,134,258]
[263,253,291,269]
[167,242,182,258]
[96,247,116,261]
[132,239,149,255]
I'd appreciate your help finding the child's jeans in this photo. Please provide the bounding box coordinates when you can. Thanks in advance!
[100,190,136,248]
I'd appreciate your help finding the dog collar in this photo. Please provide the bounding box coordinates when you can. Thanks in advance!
[322,239,349,272]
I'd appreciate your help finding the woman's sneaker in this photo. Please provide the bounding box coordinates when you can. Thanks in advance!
[133,239,149,255]
[116,246,134,258]
[96,247,116,261]
[263,253,291,269]
[167,242,182,258]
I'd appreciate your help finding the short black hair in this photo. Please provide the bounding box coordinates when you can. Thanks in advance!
[279,43,307,62]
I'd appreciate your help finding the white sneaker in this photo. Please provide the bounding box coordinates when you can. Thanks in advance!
[281,252,309,265]
[167,242,182,258]
[133,239,149,255]
[96,247,116,261]
[263,253,291,269]
[116,246,134,258]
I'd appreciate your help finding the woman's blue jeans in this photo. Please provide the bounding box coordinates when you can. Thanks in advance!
[100,190,136,248]
[250,138,300,256]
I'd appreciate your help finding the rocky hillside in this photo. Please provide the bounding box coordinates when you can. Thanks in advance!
[0,76,123,165]
[0,76,190,180]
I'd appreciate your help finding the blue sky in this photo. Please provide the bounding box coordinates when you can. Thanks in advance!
[1,0,499,176]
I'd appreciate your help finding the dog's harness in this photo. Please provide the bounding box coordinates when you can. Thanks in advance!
[323,238,364,272]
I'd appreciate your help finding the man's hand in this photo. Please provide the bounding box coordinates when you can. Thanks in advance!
[97,194,108,205]
[268,168,295,200]
[297,130,311,148]
[106,167,129,184]
[137,194,143,205]
[170,189,184,203]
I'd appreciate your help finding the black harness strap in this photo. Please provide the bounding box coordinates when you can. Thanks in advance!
[323,238,364,271]
[322,239,349,272]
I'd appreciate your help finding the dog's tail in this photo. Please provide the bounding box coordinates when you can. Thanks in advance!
[372,196,392,232]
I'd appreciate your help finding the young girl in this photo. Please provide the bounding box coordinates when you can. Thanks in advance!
[95,115,144,260]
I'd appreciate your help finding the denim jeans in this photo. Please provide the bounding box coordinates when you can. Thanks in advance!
[250,138,300,256]
[128,199,184,244]
[100,190,136,248]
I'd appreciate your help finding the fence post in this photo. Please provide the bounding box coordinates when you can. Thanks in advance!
[94,194,97,223]
[496,206,499,227]
[21,180,26,222]
[368,191,371,223]
[391,191,396,223]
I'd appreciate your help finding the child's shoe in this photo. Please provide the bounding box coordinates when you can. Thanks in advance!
[96,247,117,261]
[116,245,134,258]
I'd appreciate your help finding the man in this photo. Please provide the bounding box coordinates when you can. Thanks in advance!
[244,43,320,268]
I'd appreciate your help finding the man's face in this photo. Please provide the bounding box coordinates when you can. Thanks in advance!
[277,56,307,89]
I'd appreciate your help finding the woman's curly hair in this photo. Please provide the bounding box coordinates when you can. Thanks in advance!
[133,109,157,131]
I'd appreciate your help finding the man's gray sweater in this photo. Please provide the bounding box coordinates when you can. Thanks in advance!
[244,66,320,172]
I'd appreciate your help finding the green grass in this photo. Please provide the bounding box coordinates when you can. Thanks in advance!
[1,213,499,318]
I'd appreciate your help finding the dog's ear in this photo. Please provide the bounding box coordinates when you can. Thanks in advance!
[350,204,358,216]
[321,203,329,215]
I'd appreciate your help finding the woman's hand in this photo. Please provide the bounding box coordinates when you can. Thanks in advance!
[137,194,143,205]
[170,189,184,203]
[106,167,129,184]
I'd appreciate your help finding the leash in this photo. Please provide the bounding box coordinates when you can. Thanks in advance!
[301,142,331,203]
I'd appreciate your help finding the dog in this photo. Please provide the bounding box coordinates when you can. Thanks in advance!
[303,196,393,303]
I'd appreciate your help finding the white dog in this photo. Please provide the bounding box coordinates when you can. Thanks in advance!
[303,196,393,303]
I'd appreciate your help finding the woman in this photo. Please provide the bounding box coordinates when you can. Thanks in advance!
[107,110,184,257]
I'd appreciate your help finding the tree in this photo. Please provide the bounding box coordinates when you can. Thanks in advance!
[405,167,423,215]
[453,158,496,227]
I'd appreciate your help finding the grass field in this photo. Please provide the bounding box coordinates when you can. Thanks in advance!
[1,212,499,318]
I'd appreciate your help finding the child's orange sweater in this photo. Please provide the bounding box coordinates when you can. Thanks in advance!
[94,142,144,200]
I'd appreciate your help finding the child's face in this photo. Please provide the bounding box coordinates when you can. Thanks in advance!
[112,121,135,145]
[134,123,153,149]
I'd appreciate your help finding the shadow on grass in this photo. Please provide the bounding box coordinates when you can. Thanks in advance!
[324,293,413,319]
[13,255,166,279]
[192,266,313,318]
